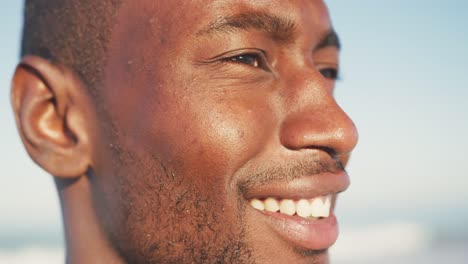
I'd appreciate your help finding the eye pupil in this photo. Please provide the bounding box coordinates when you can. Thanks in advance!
[231,55,259,67]
[320,68,338,80]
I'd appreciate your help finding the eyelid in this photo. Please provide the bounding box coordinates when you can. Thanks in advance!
[315,61,339,69]
[316,62,341,80]
[198,48,271,71]
[203,48,267,62]
[320,68,341,81]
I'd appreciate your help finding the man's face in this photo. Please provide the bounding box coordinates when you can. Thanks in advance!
[90,0,357,263]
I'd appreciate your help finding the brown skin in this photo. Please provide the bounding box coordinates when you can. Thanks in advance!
[11,0,358,263]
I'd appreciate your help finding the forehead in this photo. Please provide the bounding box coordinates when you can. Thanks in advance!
[114,0,332,44]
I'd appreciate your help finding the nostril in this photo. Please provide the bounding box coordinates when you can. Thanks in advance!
[310,146,337,157]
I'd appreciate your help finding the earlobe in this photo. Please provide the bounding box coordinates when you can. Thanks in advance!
[11,56,92,178]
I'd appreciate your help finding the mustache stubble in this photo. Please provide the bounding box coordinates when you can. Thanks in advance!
[237,156,344,194]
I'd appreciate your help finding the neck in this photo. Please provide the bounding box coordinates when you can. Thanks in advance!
[56,176,124,264]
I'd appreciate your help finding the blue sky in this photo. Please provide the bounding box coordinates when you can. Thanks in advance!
[1,0,467,241]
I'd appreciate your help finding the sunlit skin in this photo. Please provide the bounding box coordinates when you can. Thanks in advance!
[11,0,358,263]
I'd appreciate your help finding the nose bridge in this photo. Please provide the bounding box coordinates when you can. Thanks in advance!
[279,69,358,156]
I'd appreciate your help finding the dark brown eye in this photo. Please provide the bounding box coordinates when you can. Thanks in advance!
[228,53,261,67]
[319,68,339,80]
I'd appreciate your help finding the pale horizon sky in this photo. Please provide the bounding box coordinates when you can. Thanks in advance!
[1,0,467,244]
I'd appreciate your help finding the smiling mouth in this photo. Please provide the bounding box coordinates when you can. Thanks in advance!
[240,170,349,251]
[246,193,338,251]
[249,195,332,219]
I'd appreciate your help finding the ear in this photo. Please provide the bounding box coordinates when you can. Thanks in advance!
[11,56,93,178]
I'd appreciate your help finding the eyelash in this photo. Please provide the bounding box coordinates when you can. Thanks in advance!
[222,53,340,80]
[222,52,268,70]
[319,68,340,80]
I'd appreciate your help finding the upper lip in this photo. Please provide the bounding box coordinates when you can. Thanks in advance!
[242,170,350,200]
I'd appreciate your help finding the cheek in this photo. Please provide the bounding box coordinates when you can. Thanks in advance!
[91,89,276,260]
[142,93,276,195]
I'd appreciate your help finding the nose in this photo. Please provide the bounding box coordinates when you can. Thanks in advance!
[279,69,358,157]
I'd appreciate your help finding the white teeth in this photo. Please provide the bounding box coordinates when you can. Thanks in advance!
[323,196,331,217]
[310,196,332,218]
[264,197,280,212]
[249,195,332,219]
[250,198,265,211]
[310,198,324,217]
[279,199,295,216]
[296,199,312,217]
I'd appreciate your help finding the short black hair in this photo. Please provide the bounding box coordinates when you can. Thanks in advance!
[21,0,123,93]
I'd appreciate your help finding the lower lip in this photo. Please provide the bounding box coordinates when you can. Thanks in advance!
[261,210,339,250]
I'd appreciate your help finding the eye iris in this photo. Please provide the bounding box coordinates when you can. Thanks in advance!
[231,55,258,67]
[320,68,338,80]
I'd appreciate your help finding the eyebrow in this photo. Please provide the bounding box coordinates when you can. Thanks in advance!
[197,11,297,43]
[197,11,341,50]
[315,30,341,51]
